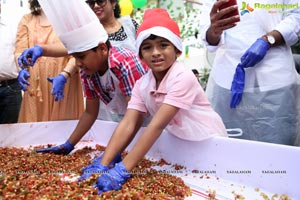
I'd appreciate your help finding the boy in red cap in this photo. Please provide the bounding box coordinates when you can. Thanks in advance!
[81,8,227,194]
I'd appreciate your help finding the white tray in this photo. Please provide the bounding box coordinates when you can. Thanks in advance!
[0,120,299,199]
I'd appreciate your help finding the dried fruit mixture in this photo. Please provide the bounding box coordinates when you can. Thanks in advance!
[0,145,191,199]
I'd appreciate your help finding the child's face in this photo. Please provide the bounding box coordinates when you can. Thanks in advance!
[72,43,108,76]
[139,36,181,74]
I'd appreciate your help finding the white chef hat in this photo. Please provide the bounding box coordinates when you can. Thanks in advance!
[38,0,108,54]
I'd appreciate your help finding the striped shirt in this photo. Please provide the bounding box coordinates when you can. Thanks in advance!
[81,46,148,104]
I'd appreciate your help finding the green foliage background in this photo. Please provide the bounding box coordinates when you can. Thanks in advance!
[132,0,201,40]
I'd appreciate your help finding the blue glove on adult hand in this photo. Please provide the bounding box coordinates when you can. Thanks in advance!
[17,69,30,91]
[230,64,245,108]
[47,74,67,101]
[240,38,270,68]
[95,161,130,194]
[18,45,43,69]
[230,38,269,108]
[79,152,122,182]
[36,141,74,155]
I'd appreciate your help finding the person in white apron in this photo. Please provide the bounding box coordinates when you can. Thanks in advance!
[59,0,140,121]
[24,0,140,105]
[200,0,300,145]
[17,0,149,155]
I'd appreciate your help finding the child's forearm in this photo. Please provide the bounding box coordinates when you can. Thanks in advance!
[122,104,179,171]
[41,42,68,57]
[122,126,163,171]
[101,120,136,166]
[101,111,143,167]
[67,99,99,146]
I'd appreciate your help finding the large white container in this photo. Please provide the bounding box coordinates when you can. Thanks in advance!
[0,120,299,199]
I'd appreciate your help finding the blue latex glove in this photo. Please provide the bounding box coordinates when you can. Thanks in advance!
[36,141,74,155]
[47,74,67,101]
[17,69,30,91]
[90,152,122,168]
[230,64,245,108]
[79,152,122,182]
[230,38,270,108]
[95,161,130,194]
[78,161,109,182]
[240,38,270,68]
[18,45,43,69]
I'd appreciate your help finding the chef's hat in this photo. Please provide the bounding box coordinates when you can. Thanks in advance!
[136,8,182,53]
[38,0,108,54]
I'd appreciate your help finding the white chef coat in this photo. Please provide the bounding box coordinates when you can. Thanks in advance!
[200,0,300,92]
[199,0,300,145]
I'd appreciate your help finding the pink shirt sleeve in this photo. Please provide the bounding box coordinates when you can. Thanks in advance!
[127,78,148,113]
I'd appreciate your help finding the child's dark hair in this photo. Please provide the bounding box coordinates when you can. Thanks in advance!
[148,34,158,40]
[91,40,111,52]
[192,69,199,75]
[138,34,157,58]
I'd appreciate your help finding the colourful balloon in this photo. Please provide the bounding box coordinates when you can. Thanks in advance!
[132,0,147,8]
[119,0,133,16]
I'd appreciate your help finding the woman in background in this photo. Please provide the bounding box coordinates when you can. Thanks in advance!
[15,0,84,122]
[86,0,139,52]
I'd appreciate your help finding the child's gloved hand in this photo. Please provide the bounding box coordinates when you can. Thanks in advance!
[78,161,109,182]
[17,69,30,91]
[230,64,245,108]
[95,161,130,194]
[47,74,67,101]
[79,152,122,182]
[240,38,270,68]
[36,141,74,155]
[18,45,43,68]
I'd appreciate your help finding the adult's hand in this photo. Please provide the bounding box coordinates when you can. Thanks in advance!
[206,0,240,45]
[17,69,30,91]
[47,74,67,101]
[230,38,270,108]
[240,38,270,68]
[18,45,43,69]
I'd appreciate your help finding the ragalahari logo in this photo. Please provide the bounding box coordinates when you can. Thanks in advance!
[240,1,254,15]
[240,2,299,15]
